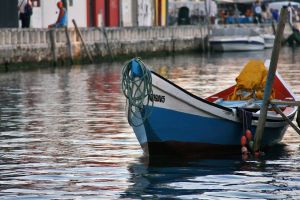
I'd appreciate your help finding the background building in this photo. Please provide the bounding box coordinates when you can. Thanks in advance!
[31,0,87,28]
[86,0,120,27]
[138,0,154,26]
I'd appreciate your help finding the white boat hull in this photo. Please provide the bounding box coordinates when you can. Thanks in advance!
[209,36,265,51]
[262,34,275,48]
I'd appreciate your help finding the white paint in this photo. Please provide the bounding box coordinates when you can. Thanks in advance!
[98,12,103,27]
[67,0,87,27]
[121,0,133,27]
[40,0,58,28]
[209,36,265,51]
[138,0,153,26]
[31,7,42,28]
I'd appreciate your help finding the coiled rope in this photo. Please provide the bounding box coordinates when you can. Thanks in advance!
[121,58,153,127]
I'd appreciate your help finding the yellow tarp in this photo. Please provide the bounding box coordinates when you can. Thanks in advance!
[228,60,275,100]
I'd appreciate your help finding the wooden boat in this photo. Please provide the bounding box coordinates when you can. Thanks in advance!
[122,59,298,156]
[209,27,265,51]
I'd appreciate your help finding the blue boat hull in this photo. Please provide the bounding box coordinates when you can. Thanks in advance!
[133,106,288,156]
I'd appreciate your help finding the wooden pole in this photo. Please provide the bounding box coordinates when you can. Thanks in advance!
[98,27,113,61]
[49,29,57,66]
[172,26,175,54]
[297,107,300,127]
[72,19,94,64]
[97,10,113,61]
[253,7,288,152]
[64,27,73,65]
[270,100,300,106]
[204,0,211,52]
[271,104,300,135]
[200,25,204,52]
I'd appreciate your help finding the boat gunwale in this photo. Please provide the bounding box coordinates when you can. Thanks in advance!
[150,71,298,124]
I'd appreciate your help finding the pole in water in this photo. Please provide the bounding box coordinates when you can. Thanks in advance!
[72,19,94,64]
[204,0,211,51]
[64,27,74,65]
[297,107,300,128]
[98,27,113,62]
[253,7,288,152]
[49,29,58,66]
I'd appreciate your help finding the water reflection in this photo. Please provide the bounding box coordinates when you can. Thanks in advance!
[123,144,299,199]
[0,47,299,199]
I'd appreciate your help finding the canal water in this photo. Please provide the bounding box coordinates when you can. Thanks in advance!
[0,47,299,199]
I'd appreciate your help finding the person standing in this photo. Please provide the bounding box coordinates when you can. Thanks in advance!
[18,0,33,28]
[252,0,262,24]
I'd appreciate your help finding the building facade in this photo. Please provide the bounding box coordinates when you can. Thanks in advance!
[1,0,171,28]
[86,0,120,27]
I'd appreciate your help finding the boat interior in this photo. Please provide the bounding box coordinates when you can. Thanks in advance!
[206,76,295,115]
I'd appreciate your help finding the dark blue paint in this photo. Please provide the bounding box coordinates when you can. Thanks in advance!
[133,106,287,147]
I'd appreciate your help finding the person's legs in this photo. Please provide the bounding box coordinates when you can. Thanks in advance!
[20,13,26,28]
[24,16,30,28]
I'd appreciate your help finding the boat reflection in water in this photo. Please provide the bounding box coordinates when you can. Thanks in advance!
[121,144,298,199]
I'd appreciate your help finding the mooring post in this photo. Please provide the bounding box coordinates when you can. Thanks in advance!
[49,29,57,66]
[98,26,113,61]
[253,7,288,152]
[297,107,300,128]
[171,26,175,54]
[97,11,113,61]
[72,19,94,64]
[64,27,73,65]
[204,0,211,52]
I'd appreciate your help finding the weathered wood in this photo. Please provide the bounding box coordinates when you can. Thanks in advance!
[254,7,288,152]
[49,29,57,66]
[204,0,211,51]
[64,27,73,65]
[297,107,300,127]
[72,19,94,64]
[271,104,300,135]
[270,100,300,106]
[97,27,113,61]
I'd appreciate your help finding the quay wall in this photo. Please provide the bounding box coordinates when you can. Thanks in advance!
[0,26,208,65]
[0,25,275,66]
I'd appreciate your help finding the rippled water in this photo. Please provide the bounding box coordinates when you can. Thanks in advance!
[0,47,299,199]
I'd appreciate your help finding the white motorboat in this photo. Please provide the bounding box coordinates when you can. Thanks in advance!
[209,27,265,51]
[262,33,275,48]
